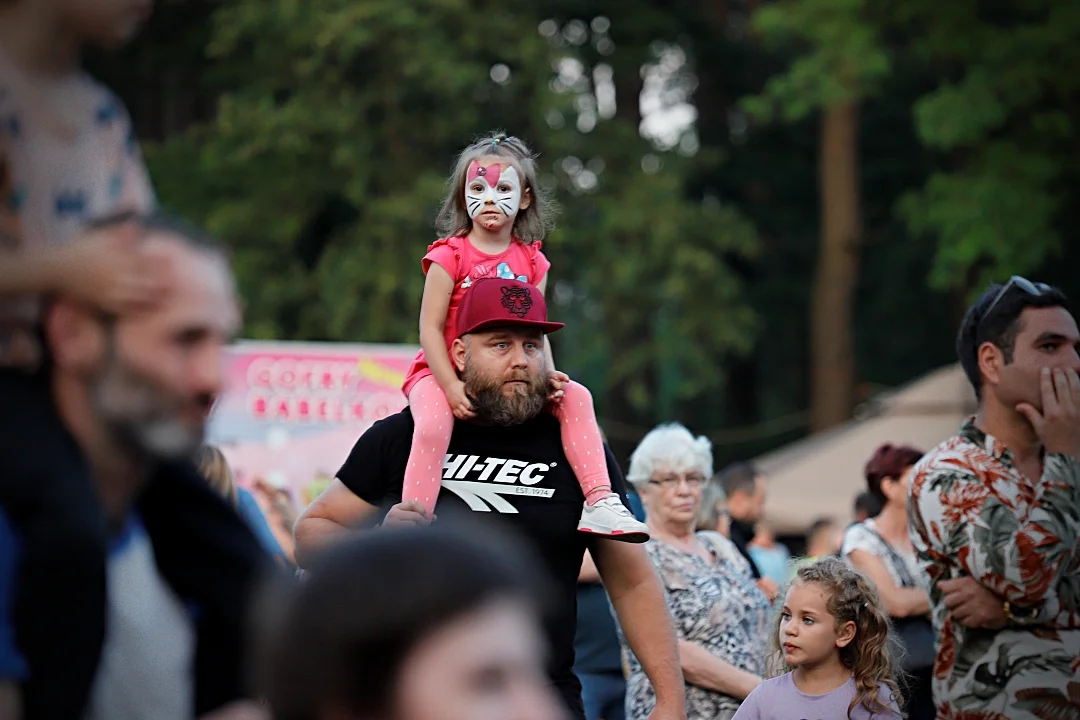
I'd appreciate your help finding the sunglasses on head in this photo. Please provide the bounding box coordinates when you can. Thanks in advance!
[981,275,1052,321]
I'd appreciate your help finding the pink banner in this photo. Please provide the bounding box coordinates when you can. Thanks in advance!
[207,341,417,507]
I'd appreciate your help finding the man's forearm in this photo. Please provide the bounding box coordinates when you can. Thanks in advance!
[609,573,684,711]
[293,517,354,569]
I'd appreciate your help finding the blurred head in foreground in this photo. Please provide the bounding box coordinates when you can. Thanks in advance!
[257,523,566,720]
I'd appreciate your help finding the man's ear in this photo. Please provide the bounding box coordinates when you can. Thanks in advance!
[977,341,1004,388]
[450,337,468,373]
[43,299,105,373]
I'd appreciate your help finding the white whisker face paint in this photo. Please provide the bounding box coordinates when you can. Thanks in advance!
[464,161,522,220]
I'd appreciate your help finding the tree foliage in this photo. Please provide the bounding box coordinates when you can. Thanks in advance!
[742,0,890,121]
[744,0,1080,293]
[94,0,1080,463]
[896,0,1080,292]
[125,0,761,445]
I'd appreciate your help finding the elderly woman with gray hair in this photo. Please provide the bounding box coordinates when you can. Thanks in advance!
[618,424,769,720]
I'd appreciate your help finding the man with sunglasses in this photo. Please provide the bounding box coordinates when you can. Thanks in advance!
[908,276,1080,720]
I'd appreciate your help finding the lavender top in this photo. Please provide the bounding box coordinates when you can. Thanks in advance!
[732,673,902,720]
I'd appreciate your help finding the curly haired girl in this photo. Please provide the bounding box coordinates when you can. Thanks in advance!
[733,557,903,719]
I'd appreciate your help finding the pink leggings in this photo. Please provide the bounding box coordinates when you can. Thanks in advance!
[403,375,611,518]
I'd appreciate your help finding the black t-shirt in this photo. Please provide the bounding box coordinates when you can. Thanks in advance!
[729,517,763,579]
[336,409,633,716]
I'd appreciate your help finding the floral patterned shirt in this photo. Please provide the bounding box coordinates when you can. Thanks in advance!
[908,418,1080,720]
[621,531,770,720]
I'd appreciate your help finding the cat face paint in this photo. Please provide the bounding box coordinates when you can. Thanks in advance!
[464,161,522,219]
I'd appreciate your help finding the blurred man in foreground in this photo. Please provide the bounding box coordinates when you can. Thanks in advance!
[0,212,268,720]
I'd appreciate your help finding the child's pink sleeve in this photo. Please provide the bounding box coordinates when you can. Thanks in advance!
[421,237,463,281]
[530,242,551,284]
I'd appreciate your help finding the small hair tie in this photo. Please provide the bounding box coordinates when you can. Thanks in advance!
[492,137,503,146]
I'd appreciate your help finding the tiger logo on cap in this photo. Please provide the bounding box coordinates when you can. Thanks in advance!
[500,286,533,318]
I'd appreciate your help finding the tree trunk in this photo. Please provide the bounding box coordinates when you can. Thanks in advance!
[810,103,860,431]
[612,50,645,128]
[725,355,759,425]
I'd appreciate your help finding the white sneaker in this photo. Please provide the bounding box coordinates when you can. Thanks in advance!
[577,494,650,543]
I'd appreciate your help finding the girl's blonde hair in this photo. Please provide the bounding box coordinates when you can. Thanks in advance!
[197,444,238,507]
[767,557,902,719]
[435,132,556,242]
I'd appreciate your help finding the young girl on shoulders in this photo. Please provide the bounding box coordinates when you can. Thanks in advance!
[733,556,903,720]
[401,132,648,540]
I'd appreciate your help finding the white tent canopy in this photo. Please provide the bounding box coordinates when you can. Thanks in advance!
[754,364,977,535]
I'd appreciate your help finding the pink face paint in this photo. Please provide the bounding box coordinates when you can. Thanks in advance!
[467,161,503,188]
[464,162,522,220]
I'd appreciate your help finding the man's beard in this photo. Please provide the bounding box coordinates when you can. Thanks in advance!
[461,356,549,427]
[91,340,207,462]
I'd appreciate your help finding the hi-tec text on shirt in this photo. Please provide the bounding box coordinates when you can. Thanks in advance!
[440,454,558,513]
[441,454,555,484]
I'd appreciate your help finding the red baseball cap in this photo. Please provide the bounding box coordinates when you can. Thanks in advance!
[456,278,565,338]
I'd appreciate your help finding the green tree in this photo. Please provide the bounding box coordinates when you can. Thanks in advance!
[894,0,1080,293]
[145,0,560,343]
[95,0,763,456]
[742,0,890,431]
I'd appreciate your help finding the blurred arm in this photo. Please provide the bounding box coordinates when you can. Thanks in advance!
[846,549,929,618]
[418,263,459,392]
[292,479,380,569]
[678,640,761,699]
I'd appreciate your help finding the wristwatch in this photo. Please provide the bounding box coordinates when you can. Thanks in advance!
[1003,600,1041,625]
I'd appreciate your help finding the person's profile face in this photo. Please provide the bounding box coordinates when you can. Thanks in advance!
[988,306,1080,411]
[730,475,767,524]
[391,599,565,720]
[778,581,852,668]
[95,235,239,459]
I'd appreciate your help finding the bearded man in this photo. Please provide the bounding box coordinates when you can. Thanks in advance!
[0,211,268,720]
[295,277,687,720]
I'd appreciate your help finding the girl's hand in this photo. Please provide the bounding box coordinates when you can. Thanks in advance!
[446,380,476,420]
[548,370,569,402]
